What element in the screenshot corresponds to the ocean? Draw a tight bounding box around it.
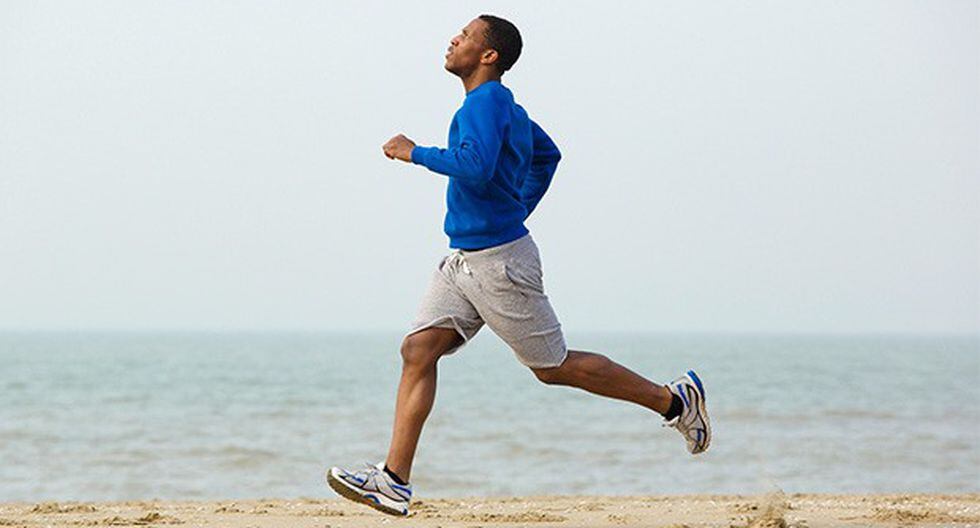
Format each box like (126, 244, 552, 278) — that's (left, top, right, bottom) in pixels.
(1, 331, 977, 501)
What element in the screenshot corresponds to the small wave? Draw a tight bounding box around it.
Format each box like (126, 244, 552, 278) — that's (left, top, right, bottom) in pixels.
(820, 409, 900, 419)
(180, 445, 280, 468)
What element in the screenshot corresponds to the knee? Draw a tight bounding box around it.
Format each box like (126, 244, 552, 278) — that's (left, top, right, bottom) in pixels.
(400, 330, 453, 368)
(531, 365, 566, 385)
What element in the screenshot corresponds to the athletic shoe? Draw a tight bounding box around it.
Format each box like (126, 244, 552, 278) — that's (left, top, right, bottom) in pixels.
(326, 461, 412, 516)
(663, 369, 711, 454)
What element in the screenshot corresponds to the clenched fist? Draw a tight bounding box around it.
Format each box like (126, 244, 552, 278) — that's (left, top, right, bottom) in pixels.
(382, 134, 416, 162)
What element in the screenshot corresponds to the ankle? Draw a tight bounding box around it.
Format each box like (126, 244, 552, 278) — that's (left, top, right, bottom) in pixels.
(383, 464, 409, 485)
(661, 391, 683, 420)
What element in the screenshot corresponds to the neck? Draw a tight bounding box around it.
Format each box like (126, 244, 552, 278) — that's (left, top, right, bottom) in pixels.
(461, 70, 502, 94)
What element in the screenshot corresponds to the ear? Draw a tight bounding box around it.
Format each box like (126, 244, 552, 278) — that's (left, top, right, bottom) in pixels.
(481, 48, 499, 67)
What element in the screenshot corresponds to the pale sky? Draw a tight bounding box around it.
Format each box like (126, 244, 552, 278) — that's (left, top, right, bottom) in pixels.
(1, 1, 977, 334)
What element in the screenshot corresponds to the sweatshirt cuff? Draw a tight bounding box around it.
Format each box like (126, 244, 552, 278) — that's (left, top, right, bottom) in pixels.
(411, 146, 429, 165)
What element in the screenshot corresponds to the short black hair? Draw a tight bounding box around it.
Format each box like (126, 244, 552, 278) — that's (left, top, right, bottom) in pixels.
(478, 14, 522, 74)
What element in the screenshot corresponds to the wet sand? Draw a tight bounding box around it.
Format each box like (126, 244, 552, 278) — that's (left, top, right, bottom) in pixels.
(2, 492, 977, 527)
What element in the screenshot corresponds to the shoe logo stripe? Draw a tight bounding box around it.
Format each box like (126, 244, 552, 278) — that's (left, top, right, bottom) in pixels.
(390, 483, 413, 496)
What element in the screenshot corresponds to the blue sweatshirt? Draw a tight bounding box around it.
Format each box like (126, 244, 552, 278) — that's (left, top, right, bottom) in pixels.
(411, 80, 561, 250)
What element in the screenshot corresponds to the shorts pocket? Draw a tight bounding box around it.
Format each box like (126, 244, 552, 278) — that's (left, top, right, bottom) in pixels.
(502, 259, 544, 295)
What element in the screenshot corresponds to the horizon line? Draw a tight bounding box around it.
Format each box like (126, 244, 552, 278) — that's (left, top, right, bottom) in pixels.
(0, 328, 977, 339)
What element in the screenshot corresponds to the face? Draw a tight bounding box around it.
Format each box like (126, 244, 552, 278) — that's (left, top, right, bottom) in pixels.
(444, 18, 496, 76)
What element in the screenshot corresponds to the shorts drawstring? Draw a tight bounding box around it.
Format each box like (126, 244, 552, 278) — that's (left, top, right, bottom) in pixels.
(446, 249, 472, 275)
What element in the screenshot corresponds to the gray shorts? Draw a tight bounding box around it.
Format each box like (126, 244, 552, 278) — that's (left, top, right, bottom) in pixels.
(405, 233, 568, 369)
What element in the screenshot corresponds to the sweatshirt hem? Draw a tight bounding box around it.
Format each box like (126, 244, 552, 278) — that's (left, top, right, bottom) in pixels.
(448, 224, 529, 250)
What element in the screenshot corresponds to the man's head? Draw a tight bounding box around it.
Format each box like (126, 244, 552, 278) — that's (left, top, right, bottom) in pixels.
(444, 15, 522, 78)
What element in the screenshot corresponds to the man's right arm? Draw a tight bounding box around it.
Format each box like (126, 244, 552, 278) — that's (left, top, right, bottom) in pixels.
(520, 119, 561, 218)
(410, 93, 507, 184)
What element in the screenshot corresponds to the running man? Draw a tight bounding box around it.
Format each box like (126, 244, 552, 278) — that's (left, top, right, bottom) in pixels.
(327, 15, 710, 516)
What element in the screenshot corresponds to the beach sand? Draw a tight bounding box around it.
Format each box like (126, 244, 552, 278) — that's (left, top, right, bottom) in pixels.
(1, 492, 978, 527)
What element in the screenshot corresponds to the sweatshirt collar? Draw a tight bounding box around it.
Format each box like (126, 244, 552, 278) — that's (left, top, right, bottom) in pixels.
(466, 79, 503, 96)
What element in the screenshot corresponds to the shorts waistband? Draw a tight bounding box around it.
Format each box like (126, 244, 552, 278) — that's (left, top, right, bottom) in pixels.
(444, 233, 534, 275)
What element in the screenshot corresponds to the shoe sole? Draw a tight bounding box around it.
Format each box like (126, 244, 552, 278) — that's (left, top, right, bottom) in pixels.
(686, 369, 711, 454)
(325, 470, 408, 517)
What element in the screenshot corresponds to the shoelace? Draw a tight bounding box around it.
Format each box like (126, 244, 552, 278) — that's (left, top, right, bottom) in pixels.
(350, 461, 381, 480)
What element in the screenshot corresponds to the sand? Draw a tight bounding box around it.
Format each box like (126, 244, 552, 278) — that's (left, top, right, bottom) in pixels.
(1, 492, 977, 527)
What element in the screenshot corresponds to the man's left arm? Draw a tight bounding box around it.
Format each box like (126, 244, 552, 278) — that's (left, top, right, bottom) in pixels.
(520, 119, 562, 219)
